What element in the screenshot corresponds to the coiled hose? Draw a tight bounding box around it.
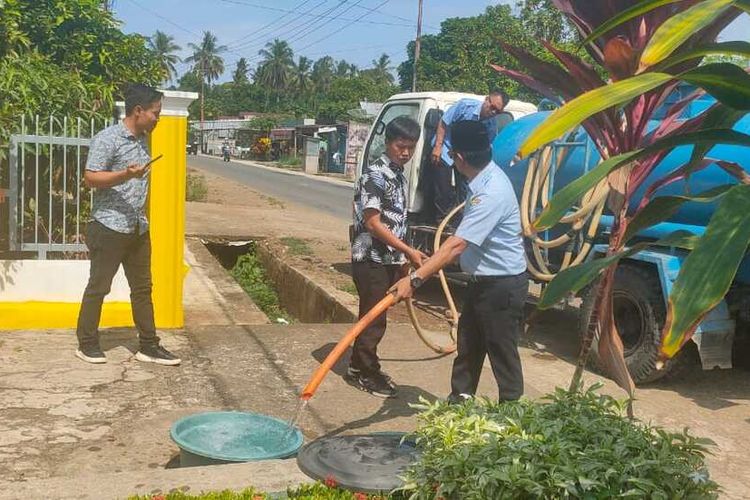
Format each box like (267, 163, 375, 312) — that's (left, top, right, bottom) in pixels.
(521, 144, 608, 281)
(405, 201, 465, 354)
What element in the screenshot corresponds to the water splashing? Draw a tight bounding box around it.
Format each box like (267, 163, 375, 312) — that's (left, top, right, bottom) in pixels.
(285, 399, 309, 439)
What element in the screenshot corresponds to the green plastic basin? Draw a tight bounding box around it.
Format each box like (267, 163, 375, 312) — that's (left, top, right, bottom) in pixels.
(170, 411, 303, 466)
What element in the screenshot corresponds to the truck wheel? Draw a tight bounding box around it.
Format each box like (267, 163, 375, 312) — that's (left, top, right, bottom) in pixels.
(579, 264, 692, 384)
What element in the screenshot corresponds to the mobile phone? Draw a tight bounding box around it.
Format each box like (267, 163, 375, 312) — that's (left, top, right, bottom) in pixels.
(144, 154, 164, 168)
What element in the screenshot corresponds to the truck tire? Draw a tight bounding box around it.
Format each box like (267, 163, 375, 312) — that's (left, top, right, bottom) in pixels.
(579, 264, 692, 384)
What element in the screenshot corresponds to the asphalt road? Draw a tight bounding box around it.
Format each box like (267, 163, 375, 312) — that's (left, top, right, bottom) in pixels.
(187, 154, 353, 220)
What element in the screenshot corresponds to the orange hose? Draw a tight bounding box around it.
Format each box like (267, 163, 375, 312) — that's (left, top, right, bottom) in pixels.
(300, 293, 396, 400)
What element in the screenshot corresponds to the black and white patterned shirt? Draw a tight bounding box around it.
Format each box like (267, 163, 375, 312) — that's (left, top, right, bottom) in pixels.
(351, 154, 408, 265)
(86, 122, 151, 234)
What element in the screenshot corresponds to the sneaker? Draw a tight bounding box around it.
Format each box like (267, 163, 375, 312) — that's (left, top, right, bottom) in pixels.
(446, 393, 473, 405)
(135, 344, 181, 366)
(345, 368, 397, 398)
(346, 366, 395, 388)
(75, 345, 107, 364)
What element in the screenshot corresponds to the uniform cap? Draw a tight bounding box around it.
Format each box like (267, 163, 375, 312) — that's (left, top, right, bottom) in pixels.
(451, 120, 490, 153)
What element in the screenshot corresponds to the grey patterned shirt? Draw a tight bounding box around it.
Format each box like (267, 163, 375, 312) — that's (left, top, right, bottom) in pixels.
(351, 154, 407, 265)
(86, 122, 151, 234)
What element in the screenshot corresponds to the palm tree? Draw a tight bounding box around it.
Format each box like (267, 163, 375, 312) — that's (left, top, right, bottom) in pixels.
(148, 30, 181, 83)
(293, 56, 313, 94)
(185, 31, 227, 149)
(370, 53, 394, 84)
(233, 57, 249, 85)
(335, 60, 352, 78)
(256, 39, 294, 92)
(311, 56, 334, 94)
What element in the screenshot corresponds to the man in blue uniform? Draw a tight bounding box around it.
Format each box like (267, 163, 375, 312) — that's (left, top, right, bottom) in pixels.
(430, 89, 509, 224)
(392, 120, 528, 401)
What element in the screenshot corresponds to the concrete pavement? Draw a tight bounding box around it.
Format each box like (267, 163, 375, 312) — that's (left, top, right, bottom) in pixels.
(1, 196, 749, 498)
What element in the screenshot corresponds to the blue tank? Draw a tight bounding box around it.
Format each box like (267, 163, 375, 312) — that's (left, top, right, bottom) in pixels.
(492, 102, 750, 284)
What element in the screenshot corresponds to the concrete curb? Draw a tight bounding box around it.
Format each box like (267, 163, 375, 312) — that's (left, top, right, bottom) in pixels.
(257, 242, 358, 324)
(0, 459, 312, 499)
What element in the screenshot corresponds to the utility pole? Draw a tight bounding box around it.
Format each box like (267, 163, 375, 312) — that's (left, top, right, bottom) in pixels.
(412, 0, 423, 92)
(200, 60, 205, 154)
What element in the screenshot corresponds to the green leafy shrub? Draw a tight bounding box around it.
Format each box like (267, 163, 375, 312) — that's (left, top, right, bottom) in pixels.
(231, 252, 291, 323)
(401, 384, 718, 499)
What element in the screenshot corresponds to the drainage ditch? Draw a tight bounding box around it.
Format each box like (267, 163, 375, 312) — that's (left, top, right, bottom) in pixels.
(203, 238, 356, 324)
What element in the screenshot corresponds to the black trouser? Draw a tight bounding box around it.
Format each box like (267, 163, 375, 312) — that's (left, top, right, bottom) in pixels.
(350, 260, 402, 376)
(433, 159, 468, 224)
(450, 272, 528, 401)
(76, 220, 159, 349)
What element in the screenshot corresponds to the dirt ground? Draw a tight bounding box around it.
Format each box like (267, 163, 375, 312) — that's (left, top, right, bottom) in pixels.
(187, 167, 456, 334)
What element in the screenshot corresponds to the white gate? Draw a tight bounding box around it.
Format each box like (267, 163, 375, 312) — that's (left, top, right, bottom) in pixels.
(5, 115, 113, 259)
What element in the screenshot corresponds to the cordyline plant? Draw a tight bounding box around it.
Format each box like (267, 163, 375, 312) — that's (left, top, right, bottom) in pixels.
(493, 0, 750, 406)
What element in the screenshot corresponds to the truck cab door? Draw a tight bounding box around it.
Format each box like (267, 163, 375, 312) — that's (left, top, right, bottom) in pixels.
(357, 99, 434, 211)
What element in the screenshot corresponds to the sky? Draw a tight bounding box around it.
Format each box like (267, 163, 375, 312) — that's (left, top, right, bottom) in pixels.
(113, 0, 750, 84)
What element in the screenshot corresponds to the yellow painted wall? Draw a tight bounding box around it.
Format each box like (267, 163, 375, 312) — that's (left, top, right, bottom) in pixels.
(0, 302, 132, 330)
(149, 115, 187, 328)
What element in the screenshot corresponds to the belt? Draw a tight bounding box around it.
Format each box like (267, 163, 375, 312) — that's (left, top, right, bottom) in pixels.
(468, 271, 527, 283)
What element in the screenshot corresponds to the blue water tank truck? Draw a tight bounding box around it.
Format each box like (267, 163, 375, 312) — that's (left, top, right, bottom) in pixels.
(356, 89, 750, 383)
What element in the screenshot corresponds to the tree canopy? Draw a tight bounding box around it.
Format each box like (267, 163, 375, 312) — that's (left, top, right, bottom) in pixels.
(398, 3, 579, 101)
(0, 0, 163, 168)
(0, 0, 576, 129)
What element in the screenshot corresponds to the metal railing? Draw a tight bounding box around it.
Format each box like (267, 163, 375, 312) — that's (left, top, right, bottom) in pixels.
(5, 115, 113, 259)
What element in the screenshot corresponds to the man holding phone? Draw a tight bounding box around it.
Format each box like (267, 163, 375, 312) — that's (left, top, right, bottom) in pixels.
(75, 83, 180, 366)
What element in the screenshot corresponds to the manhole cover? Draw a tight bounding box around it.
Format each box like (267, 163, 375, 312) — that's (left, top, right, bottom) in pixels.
(297, 433, 420, 493)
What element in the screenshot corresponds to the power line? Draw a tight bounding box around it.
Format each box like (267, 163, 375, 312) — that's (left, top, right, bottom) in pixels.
(125, 0, 426, 81)
(231, 0, 345, 53)
(216, 0, 414, 27)
(125, 0, 201, 38)
(294, 0, 390, 53)
(350, 2, 439, 31)
(228, 1, 328, 52)
(285, 0, 365, 46)
(242, 0, 363, 64)
(124, 0, 256, 63)
(224, 0, 316, 49)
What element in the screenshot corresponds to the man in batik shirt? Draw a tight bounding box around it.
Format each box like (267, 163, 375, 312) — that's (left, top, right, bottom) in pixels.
(348, 116, 426, 398)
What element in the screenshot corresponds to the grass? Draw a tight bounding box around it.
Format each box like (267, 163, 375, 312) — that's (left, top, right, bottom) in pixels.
(280, 237, 314, 256)
(128, 483, 397, 499)
(337, 282, 358, 296)
(186, 172, 208, 202)
(278, 155, 302, 169)
(260, 194, 285, 208)
(231, 251, 292, 323)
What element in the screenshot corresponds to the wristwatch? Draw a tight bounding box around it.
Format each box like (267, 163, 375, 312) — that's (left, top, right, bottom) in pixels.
(409, 271, 424, 290)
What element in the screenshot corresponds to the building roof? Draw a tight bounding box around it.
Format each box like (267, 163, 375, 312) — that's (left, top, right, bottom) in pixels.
(358, 101, 383, 117)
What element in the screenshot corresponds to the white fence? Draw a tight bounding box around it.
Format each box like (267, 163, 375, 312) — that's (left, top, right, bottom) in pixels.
(5, 115, 112, 259)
